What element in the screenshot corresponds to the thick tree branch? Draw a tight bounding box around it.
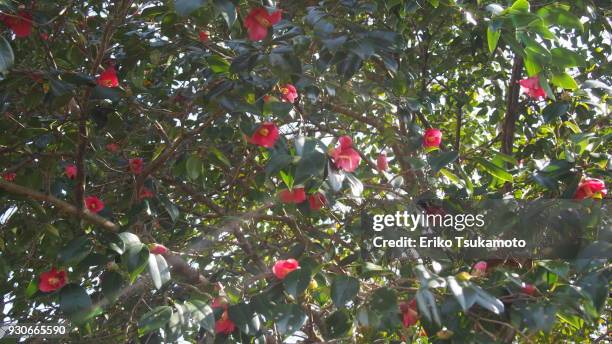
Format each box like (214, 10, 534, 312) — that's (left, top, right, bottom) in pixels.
(501, 56, 524, 156)
(455, 102, 463, 151)
(501, 56, 523, 192)
(0, 179, 119, 231)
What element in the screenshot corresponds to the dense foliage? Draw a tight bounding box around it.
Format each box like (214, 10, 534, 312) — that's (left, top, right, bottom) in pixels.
(0, 0, 610, 343)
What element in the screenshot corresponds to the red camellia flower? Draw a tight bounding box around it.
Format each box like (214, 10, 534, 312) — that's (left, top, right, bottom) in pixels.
(211, 297, 229, 309)
(215, 310, 236, 335)
(138, 187, 154, 200)
(272, 258, 299, 279)
(129, 158, 144, 174)
(250, 122, 279, 148)
(97, 66, 119, 88)
(149, 243, 168, 255)
(279, 188, 306, 204)
(423, 128, 442, 148)
(106, 143, 120, 153)
(280, 84, 298, 103)
(199, 30, 209, 42)
(2, 172, 16, 182)
(519, 76, 546, 100)
(330, 136, 361, 172)
(308, 192, 326, 211)
(471, 261, 487, 277)
(84, 196, 104, 213)
(65, 164, 77, 180)
(38, 267, 67, 292)
(400, 299, 419, 327)
(377, 153, 388, 171)
(1, 11, 33, 38)
(521, 284, 536, 296)
(244, 7, 281, 41)
(574, 178, 607, 200)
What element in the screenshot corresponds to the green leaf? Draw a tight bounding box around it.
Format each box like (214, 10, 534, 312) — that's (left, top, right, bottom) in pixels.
(331, 275, 360, 308)
(487, 26, 501, 53)
(370, 287, 397, 313)
(336, 53, 363, 81)
(213, 0, 236, 28)
(0, 36, 14, 73)
(266, 153, 293, 177)
(473, 157, 513, 182)
(58, 236, 92, 266)
(539, 76, 556, 101)
(416, 288, 441, 325)
(581, 80, 611, 94)
(486, 4, 504, 16)
(280, 170, 294, 189)
(25, 279, 38, 298)
(91, 85, 122, 101)
(472, 285, 505, 315)
(210, 146, 231, 167)
(138, 306, 173, 336)
(447, 277, 477, 312)
(551, 48, 586, 68)
(184, 300, 215, 333)
(166, 303, 188, 342)
(510, 0, 529, 12)
(122, 243, 150, 283)
(537, 4, 583, 32)
(427, 0, 439, 8)
(551, 72, 578, 90)
(148, 253, 171, 290)
(206, 55, 230, 74)
(175, 0, 206, 16)
(186, 154, 202, 180)
(325, 309, 353, 338)
(542, 102, 570, 122)
(59, 284, 99, 323)
(356, 306, 381, 328)
(45, 224, 60, 237)
(228, 303, 260, 335)
(294, 151, 326, 184)
(109, 232, 141, 254)
(428, 151, 459, 173)
(101, 271, 124, 302)
(283, 268, 312, 298)
(524, 55, 542, 76)
(272, 304, 307, 336)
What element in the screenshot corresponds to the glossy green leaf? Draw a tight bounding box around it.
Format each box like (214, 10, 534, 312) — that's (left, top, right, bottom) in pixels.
(58, 236, 92, 266)
(272, 304, 307, 336)
(175, 0, 206, 16)
(138, 306, 173, 336)
(473, 157, 513, 182)
(487, 26, 501, 54)
(331, 275, 360, 308)
(551, 73, 578, 90)
(283, 268, 312, 298)
(428, 151, 459, 173)
(0, 36, 14, 73)
(148, 253, 171, 290)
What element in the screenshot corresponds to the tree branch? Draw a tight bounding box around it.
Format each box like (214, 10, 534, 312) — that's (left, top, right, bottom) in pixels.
(0, 179, 119, 231)
(501, 56, 523, 192)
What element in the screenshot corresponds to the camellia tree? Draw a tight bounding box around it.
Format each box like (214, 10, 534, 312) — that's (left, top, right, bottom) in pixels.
(0, 0, 610, 343)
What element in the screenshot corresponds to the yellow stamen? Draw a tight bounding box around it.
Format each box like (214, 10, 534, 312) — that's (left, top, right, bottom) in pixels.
(259, 128, 269, 136)
(255, 15, 271, 28)
(48, 277, 59, 286)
